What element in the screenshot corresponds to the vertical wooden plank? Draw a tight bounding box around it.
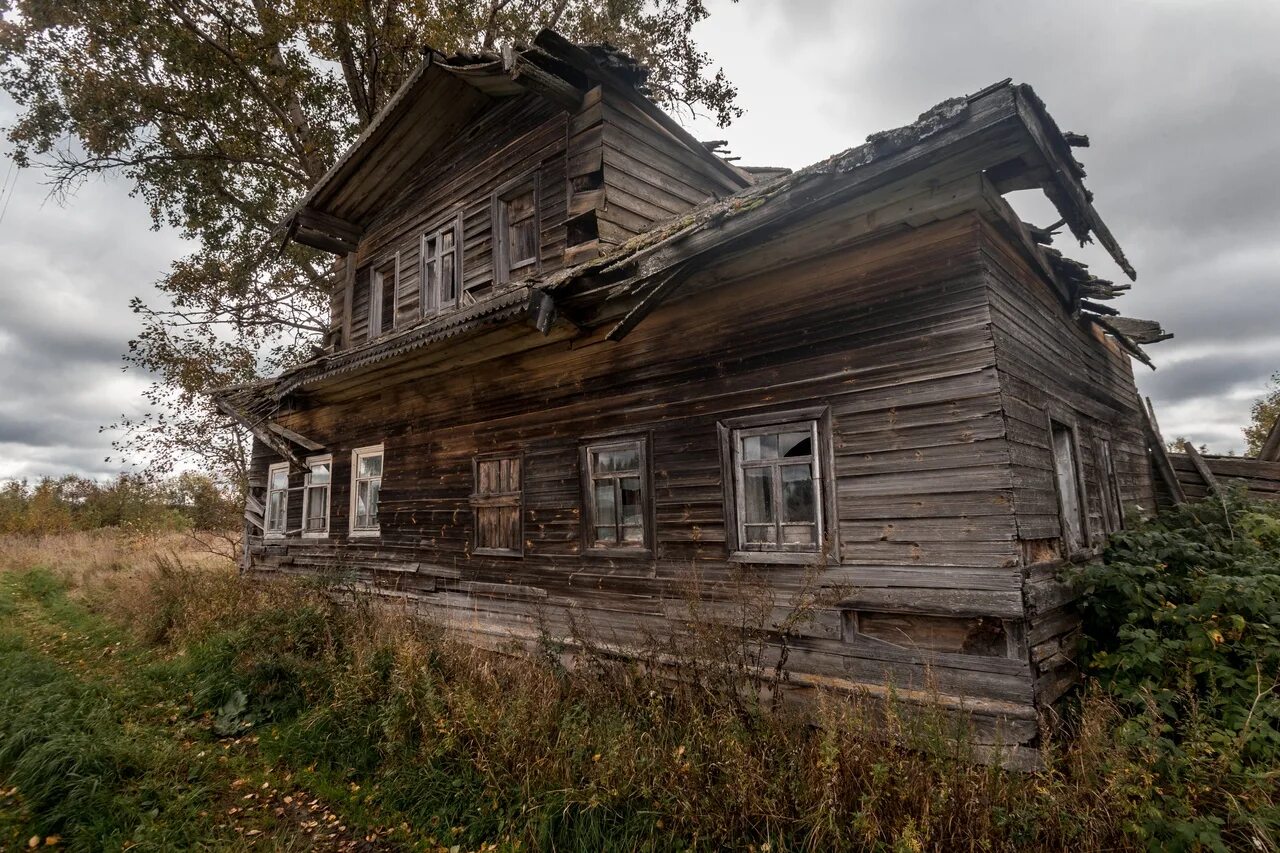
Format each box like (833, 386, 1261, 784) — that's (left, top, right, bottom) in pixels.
(341, 252, 356, 350)
(1143, 397, 1187, 505)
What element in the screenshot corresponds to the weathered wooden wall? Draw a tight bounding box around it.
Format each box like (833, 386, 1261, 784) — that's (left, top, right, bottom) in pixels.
(343, 93, 569, 345)
(251, 212, 1154, 748)
(981, 220, 1155, 705)
(1163, 453, 1280, 504)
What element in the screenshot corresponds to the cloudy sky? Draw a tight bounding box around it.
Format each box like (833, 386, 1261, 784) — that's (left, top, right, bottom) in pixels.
(1, 0, 1277, 480)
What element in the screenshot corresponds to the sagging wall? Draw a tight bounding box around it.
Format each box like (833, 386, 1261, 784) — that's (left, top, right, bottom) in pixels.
(980, 220, 1156, 705)
(249, 215, 1068, 737)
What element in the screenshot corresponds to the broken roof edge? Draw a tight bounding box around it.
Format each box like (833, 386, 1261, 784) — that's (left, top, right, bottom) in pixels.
(219, 76, 1151, 412)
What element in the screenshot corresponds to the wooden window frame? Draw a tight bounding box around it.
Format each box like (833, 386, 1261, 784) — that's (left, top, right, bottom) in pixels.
(370, 254, 400, 336)
(470, 452, 524, 557)
(492, 173, 541, 285)
(265, 461, 290, 539)
(420, 213, 463, 317)
(1046, 411, 1090, 556)
(301, 454, 332, 539)
(1096, 437, 1125, 534)
(580, 434, 654, 557)
(349, 444, 384, 538)
(718, 406, 840, 565)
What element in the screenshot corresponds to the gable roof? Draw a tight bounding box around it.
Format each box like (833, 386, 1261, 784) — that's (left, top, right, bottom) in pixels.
(280, 30, 751, 254)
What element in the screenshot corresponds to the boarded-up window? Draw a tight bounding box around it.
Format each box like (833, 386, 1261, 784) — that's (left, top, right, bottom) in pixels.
(350, 445, 383, 536)
(472, 454, 522, 555)
(583, 439, 648, 550)
(421, 217, 461, 315)
(732, 421, 822, 552)
(302, 455, 331, 537)
(1050, 420, 1087, 551)
(265, 462, 289, 537)
(493, 175, 539, 284)
(1098, 439, 1124, 533)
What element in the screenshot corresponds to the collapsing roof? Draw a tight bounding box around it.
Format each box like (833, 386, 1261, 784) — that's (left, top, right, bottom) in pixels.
(279, 30, 752, 255)
(221, 44, 1170, 452)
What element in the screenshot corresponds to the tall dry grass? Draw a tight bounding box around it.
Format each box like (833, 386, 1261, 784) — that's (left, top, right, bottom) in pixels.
(0, 530, 1183, 850)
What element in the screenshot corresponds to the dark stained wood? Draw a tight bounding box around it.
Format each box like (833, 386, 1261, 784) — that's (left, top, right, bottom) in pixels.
(224, 54, 1161, 756)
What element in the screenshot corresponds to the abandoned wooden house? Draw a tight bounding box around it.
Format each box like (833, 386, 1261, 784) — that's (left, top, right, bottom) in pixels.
(213, 30, 1174, 757)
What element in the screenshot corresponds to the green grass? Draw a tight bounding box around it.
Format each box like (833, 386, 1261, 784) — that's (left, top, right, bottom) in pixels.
(0, 567, 386, 851)
(5, 503, 1276, 852)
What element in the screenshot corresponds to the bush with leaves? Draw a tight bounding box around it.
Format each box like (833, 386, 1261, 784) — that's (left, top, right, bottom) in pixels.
(1075, 492, 1280, 850)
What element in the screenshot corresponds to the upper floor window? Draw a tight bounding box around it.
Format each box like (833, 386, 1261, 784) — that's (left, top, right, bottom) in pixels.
(1049, 418, 1088, 552)
(265, 462, 289, 538)
(719, 408, 838, 564)
(421, 216, 461, 315)
(471, 454, 522, 555)
(350, 444, 383, 537)
(302, 455, 332, 538)
(494, 175, 539, 284)
(582, 438, 650, 552)
(369, 256, 398, 336)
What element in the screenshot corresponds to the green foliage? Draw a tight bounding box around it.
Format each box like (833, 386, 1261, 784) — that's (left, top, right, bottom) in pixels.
(0, 571, 222, 850)
(1076, 492, 1280, 850)
(0, 0, 742, 484)
(1244, 371, 1280, 456)
(0, 473, 237, 535)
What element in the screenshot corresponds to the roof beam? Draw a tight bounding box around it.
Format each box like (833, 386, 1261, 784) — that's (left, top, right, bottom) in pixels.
(502, 45, 584, 111)
(1011, 85, 1136, 281)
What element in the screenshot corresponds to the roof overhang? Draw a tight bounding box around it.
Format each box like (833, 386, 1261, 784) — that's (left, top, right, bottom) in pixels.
(220, 78, 1166, 421)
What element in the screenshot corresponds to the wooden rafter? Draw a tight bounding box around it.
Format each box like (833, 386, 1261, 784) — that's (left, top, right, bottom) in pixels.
(1143, 397, 1186, 504)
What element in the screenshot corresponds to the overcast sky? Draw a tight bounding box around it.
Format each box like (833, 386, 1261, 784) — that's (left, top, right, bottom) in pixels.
(1, 0, 1277, 480)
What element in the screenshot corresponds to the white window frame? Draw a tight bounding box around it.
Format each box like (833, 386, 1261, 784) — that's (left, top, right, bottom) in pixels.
(420, 214, 462, 317)
(718, 407, 839, 566)
(349, 444, 384, 538)
(265, 461, 290, 539)
(369, 254, 399, 336)
(301, 454, 332, 539)
(581, 436, 652, 555)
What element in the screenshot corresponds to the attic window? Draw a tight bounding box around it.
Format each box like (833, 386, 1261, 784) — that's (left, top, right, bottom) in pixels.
(421, 215, 461, 315)
(370, 256, 398, 335)
(494, 174, 539, 284)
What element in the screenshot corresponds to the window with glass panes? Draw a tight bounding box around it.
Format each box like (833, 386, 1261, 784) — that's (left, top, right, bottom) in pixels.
(301, 456, 331, 537)
(420, 217, 460, 315)
(350, 445, 383, 535)
(265, 462, 289, 537)
(732, 421, 822, 551)
(584, 440, 648, 549)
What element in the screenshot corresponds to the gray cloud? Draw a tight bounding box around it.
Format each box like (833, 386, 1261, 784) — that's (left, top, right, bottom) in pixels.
(1, 0, 1277, 479)
(686, 0, 1280, 453)
(0, 94, 187, 480)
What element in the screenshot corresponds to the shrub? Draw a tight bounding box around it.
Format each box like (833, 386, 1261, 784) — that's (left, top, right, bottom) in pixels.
(1076, 491, 1280, 850)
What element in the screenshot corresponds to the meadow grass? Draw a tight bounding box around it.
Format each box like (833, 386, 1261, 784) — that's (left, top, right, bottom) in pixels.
(0, 527, 1265, 851)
